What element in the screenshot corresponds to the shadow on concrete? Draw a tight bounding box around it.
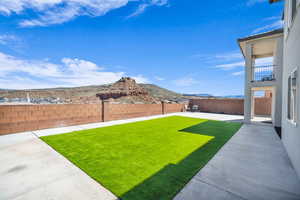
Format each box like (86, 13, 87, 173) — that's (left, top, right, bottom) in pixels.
(120, 120, 242, 200)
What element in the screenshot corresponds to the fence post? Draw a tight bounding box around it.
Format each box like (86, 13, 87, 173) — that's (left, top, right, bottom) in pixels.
(182, 104, 186, 112)
(161, 101, 166, 114)
(102, 100, 110, 122)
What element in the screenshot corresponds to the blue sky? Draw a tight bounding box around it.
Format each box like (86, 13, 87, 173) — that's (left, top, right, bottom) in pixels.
(0, 0, 284, 95)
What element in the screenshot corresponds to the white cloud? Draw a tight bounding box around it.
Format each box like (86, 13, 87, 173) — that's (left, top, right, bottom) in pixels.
(151, 0, 168, 6)
(131, 75, 149, 83)
(191, 52, 243, 63)
(231, 71, 244, 76)
(216, 61, 245, 70)
(252, 20, 283, 34)
(215, 52, 243, 61)
(127, 3, 149, 18)
(127, 0, 167, 18)
(192, 51, 245, 71)
(0, 34, 24, 52)
(62, 57, 104, 74)
(0, 0, 168, 27)
(215, 56, 273, 71)
(0, 51, 146, 89)
(154, 76, 164, 81)
(263, 16, 281, 21)
(173, 77, 200, 87)
(0, 34, 18, 45)
(0, 52, 62, 77)
(0, 77, 59, 89)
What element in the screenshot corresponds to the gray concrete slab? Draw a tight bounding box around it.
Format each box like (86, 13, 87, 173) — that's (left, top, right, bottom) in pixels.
(174, 179, 244, 200)
(174, 124, 300, 200)
(0, 132, 34, 149)
(0, 132, 117, 200)
(177, 112, 244, 122)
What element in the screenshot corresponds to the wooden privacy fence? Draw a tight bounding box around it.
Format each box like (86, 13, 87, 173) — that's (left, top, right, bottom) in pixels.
(189, 98, 272, 116)
(0, 102, 185, 135)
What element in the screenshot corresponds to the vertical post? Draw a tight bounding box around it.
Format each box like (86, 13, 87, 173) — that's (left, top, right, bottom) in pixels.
(244, 43, 253, 124)
(102, 100, 110, 122)
(273, 37, 283, 127)
(271, 87, 276, 125)
(251, 90, 255, 119)
(161, 101, 166, 114)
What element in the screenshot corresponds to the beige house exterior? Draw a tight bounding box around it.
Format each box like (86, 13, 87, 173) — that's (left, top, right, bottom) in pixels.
(239, 0, 300, 178)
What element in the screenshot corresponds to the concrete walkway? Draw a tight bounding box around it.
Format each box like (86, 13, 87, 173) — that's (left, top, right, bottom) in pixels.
(0, 132, 117, 200)
(177, 112, 244, 122)
(174, 122, 300, 200)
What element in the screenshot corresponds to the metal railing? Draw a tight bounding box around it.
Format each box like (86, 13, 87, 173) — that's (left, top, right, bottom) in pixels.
(252, 65, 276, 82)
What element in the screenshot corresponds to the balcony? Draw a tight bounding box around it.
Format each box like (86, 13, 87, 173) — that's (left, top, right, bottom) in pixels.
(252, 65, 276, 82)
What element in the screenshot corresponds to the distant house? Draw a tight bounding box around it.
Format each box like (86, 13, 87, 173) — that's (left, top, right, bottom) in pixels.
(238, 0, 300, 178)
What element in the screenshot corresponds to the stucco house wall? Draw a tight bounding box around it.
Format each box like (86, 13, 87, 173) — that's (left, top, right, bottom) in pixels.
(282, 0, 300, 177)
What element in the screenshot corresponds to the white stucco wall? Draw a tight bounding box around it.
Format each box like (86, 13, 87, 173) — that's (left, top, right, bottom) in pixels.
(282, 1, 300, 178)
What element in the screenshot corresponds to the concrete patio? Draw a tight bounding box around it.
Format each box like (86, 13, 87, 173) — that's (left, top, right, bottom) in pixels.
(0, 132, 117, 200)
(1, 112, 300, 200)
(175, 113, 300, 200)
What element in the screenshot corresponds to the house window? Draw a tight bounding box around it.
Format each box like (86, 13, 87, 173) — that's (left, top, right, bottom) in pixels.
(287, 69, 297, 124)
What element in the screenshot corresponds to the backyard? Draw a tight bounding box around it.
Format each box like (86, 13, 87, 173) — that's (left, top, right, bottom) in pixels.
(41, 116, 242, 200)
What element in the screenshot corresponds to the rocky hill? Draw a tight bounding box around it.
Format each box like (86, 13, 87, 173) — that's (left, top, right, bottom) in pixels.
(140, 84, 184, 102)
(0, 77, 186, 104)
(96, 77, 159, 104)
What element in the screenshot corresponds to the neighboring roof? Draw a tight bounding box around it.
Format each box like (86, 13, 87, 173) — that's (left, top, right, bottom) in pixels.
(237, 29, 283, 43)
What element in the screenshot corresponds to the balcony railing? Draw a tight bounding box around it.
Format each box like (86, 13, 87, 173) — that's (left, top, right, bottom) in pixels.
(252, 65, 276, 82)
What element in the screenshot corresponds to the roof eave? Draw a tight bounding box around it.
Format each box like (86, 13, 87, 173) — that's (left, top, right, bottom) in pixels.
(237, 29, 284, 59)
(237, 28, 283, 43)
(237, 40, 246, 58)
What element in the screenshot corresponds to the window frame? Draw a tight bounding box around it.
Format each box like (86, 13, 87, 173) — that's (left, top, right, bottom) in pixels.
(287, 68, 298, 126)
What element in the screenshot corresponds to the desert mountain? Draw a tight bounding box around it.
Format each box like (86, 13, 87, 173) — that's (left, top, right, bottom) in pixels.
(0, 77, 185, 104)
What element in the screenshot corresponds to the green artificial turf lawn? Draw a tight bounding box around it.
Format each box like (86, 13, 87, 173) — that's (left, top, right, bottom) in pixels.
(41, 116, 241, 200)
